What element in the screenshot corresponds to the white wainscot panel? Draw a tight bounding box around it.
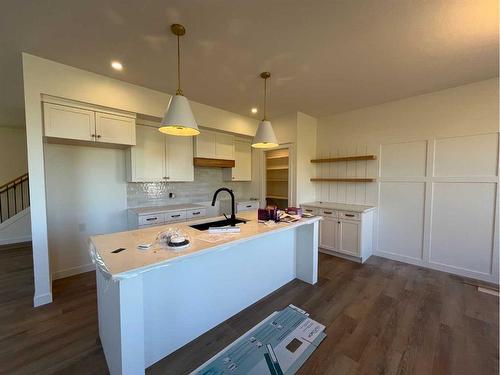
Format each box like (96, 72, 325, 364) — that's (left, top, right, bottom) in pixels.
(434, 133, 499, 177)
(378, 182, 425, 260)
(380, 141, 427, 178)
(430, 182, 496, 274)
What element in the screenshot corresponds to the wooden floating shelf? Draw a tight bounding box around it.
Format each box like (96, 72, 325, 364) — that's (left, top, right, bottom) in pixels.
(266, 166, 289, 171)
(266, 195, 288, 200)
(310, 178, 376, 182)
(311, 155, 376, 163)
(266, 155, 289, 160)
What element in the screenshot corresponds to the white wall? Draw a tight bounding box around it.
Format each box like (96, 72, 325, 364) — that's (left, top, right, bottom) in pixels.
(0, 127, 28, 183)
(296, 112, 317, 204)
(22, 53, 259, 306)
(316, 78, 499, 282)
(45, 143, 128, 279)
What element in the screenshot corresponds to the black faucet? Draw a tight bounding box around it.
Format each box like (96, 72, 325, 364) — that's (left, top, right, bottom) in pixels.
(211, 187, 236, 226)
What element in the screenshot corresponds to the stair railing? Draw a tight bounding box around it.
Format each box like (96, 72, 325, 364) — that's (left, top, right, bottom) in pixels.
(0, 173, 29, 224)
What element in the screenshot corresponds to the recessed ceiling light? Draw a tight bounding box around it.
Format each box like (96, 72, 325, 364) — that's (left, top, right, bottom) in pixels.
(111, 61, 123, 71)
(251, 108, 258, 114)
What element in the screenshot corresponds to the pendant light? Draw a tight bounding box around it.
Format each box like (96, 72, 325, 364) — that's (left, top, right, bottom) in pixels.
(159, 24, 200, 136)
(252, 72, 278, 148)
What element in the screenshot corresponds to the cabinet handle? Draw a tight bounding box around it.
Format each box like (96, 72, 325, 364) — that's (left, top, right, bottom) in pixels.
(345, 214, 355, 217)
(91, 134, 96, 138)
(324, 211, 333, 214)
(192, 212, 201, 215)
(171, 214, 181, 218)
(305, 209, 313, 212)
(232, 177, 235, 179)
(338, 221, 340, 224)
(246, 205, 252, 208)
(146, 217, 157, 221)
(97, 135, 101, 139)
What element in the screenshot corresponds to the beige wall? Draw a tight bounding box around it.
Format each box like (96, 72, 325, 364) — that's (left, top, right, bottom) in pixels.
(316, 78, 499, 283)
(0, 127, 28, 184)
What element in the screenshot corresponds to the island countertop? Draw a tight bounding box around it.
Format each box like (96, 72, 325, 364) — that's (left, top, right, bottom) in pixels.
(90, 210, 321, 279)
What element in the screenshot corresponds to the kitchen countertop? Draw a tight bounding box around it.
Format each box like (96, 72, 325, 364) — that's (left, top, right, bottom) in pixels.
(128, 203, 206, 215)
(301, 201, 376, 213)
(90, 210, 321, 279)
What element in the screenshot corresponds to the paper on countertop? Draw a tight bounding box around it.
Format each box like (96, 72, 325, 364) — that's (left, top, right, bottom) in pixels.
(196, 232, 239, 243)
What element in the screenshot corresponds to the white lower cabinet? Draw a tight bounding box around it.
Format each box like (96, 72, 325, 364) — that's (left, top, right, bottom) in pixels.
(302, 204, 374, 262)
(338, 220, 360, 256)
(127, 124, 194, 182)
(319, 217, 337, 251)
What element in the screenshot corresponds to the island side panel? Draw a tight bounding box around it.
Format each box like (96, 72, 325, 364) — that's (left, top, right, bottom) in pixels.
(141, 229, 297, 367)
(97, 269, 145, 375)
(295, 221, 319, 284)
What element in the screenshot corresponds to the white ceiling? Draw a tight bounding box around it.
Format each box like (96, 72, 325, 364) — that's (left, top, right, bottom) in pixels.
(0, 0, 498, 127)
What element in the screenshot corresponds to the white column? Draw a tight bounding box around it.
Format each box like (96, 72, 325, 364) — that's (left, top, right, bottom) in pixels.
(295, 221, 319, 284)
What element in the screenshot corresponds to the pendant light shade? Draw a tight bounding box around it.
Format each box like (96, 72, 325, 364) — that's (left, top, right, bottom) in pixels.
(252, 120, 278, 148)
(159, 94, 199, 136)
(252, 72, 278, 148)
(159, 24, 199, 136)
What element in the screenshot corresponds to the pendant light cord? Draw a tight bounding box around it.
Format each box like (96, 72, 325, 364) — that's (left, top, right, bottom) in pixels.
(263, 77, 267, 121)
(176, 34, 182, 95)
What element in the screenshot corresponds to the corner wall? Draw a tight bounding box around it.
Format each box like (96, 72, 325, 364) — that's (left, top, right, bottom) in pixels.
(316, 78, 499, 283)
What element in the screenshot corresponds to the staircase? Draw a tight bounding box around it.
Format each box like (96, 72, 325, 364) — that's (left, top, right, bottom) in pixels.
(0, 174, 31, 245)
(0, 173, 29, 224)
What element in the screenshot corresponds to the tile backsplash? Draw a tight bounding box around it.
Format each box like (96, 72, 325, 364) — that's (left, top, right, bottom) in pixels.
(127, 167, 257, 208)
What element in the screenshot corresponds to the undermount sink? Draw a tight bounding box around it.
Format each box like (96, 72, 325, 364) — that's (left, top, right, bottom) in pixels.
(189, 218, 248, 231)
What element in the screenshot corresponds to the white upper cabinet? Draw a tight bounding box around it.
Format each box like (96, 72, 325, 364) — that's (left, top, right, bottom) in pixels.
(95, 112, 136, 145)
(43, 103, 95, 142)
(215, 133, 235, 160)
(194, 130, 234, 160)
(195, 131, 217, 158)
(43, 98, 136, 147)
(127, 125, 165, 182)
(165, 135, 194, 182)
(223, 140, 252, 181)
(127, 124, 194, 182)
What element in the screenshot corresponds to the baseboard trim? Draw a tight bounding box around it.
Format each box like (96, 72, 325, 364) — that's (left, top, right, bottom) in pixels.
(34, 292, 52, 307)
(52, 263, 96, 280)
(373, 250, 498, 284)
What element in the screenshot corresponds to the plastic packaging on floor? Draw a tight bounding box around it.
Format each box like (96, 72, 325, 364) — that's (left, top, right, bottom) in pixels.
(190, 305, 326, 375)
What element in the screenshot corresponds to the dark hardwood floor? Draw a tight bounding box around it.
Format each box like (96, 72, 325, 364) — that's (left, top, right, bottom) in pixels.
(0, 244, 498, 374)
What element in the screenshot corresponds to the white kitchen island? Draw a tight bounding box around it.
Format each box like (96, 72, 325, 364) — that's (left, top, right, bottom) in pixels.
(89, 210, 321, 375)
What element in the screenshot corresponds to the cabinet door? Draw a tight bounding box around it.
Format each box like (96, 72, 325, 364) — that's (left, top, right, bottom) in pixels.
(195, 131, 216, 158)
(338, 220, 360, 256)
(215, 133, 234, 159)
(165, 135, 194, 181)
(127, 125, 165, 182)
(43, 102, 95, 141)
(95, 112, 136, 145)
(231, 141, 252, 181)
(319, 217, 337, 250)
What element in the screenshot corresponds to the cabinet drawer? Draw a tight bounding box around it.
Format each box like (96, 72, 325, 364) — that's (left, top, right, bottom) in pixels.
(186, 208, 206, 219)
(165, 210, 187, 222)
(138, 213, 165, 226)
(320, 209, 338, 218)
(237, 201, 259, 211)
(339, 211, 360, 221)
(302, 206, 318, 215)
